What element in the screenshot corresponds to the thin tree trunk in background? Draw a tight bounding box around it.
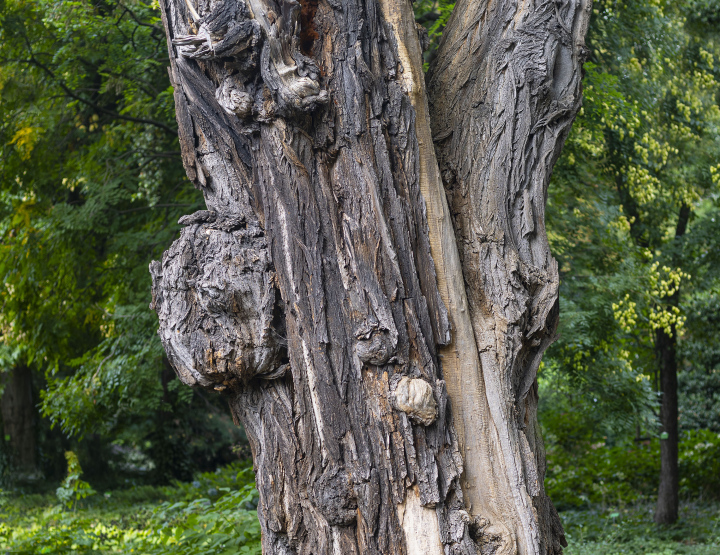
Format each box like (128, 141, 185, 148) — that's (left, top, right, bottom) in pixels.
(1, 365, 38, 477)
(150, 0, 590, 551)
(654, 326, 679, 524)
(654, 204, 690, 525)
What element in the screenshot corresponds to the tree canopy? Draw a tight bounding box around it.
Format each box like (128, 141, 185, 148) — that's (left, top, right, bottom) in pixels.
(543, 0, 720, 434)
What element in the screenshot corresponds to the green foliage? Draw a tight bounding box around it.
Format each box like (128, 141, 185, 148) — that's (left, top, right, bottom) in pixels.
(0, 0, 714, 549)
(0, 462, 261, 554)
(56, 451, 96, 511)
(561, 502, 720, 554)
(543, 405, 720, 510)
(414, 0, 455, 69)
(544, 0, 720, 441)
(678, 289, 720, 433)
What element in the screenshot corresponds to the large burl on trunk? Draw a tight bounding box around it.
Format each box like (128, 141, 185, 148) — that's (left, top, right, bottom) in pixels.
(149, 0, 591, 552)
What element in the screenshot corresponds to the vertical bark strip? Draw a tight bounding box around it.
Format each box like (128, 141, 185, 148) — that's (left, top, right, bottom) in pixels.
(381, 0, 526, 553)
(427, 0, 592, 553)
(150, 0, 481, 552)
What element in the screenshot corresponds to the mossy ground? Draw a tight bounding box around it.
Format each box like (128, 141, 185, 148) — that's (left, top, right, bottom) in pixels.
(0, 462, 261, 555)
(2, 461, 717, 555)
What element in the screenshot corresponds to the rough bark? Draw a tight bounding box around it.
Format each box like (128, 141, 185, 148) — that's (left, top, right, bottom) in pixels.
(1, 364, 38, 477)
(150, 0, 590, 552)
(427, 0, 591, 552)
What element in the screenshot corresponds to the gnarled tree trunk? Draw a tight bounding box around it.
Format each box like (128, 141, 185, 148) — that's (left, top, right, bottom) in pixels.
(1, 364, 38, 478)
(150, 0, 590, 552)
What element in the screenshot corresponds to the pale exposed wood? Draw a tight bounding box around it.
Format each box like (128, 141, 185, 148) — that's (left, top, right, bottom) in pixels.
(376, 0, 522, 551)
(397, 486, 445, 554)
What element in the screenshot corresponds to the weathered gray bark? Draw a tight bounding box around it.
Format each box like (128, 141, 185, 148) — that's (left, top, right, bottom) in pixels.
(1, 365, 38, 478)
(150, 0, 590, 552)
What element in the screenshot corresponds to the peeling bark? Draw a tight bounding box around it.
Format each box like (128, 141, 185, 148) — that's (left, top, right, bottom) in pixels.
(150, 0, 591, 551)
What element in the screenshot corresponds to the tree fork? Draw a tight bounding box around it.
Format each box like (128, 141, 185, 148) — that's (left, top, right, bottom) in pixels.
(150, 0, 591, 552)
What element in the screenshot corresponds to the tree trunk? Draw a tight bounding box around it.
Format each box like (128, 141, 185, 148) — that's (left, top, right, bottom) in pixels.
(1, 364, 38, 478)
(150, 0, 590, 552)
(654, 204, 690, 525)
(654, 326, 679, 524)
(427, 0, 591, 551)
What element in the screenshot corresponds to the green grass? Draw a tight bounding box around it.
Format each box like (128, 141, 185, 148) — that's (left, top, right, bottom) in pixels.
(562, 502, 720, 554)
(0, 462, 261, 555)
(2, 462, 718, 555)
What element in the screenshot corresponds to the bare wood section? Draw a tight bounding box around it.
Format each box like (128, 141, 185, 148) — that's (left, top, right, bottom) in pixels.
(428, 0, 592, 552)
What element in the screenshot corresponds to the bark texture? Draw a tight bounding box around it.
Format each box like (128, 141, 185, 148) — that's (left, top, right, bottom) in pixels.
(427, 0, 591, 552)
(150, 0, 591, 551)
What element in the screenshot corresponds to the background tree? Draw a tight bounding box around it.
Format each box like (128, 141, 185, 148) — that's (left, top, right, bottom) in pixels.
(542, 0, 720, 524)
